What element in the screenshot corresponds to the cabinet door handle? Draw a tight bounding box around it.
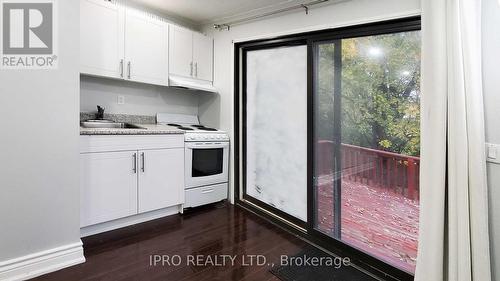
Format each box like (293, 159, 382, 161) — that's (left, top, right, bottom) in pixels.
(141, 152, 145, 173)
(190, 62, 193, 76)
(120, 59, 124, 78)
(195, 62, 198, 77)
(127, 61, 131, 79)
(132, 153, 137, 173)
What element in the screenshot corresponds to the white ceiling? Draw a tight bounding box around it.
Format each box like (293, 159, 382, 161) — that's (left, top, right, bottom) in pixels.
(130, 0, 315, 27)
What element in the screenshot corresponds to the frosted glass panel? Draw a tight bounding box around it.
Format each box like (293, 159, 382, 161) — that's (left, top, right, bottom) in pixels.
(246, 45, 307, 221)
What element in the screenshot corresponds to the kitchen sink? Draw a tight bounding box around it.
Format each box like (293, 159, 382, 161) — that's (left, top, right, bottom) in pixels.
(81, 120, 146, 129)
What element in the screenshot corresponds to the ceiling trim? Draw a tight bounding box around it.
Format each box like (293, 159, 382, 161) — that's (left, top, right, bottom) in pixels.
(127, 0, 201, 30)
(126, 0, 351, 31)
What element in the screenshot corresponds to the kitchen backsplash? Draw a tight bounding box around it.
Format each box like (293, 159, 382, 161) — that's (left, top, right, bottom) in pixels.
(80, 112, 156, 124)
(80, 76, 200, 116)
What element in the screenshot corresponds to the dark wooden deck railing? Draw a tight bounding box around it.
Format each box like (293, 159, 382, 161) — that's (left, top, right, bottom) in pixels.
(316, 141, 420, 200)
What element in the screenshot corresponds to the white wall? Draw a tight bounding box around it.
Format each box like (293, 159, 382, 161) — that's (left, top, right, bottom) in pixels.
(0, 0, 81, 265)
(200, 0, 421, 203)
(482, 0, 500, 279)
(80, 76, 200, 116)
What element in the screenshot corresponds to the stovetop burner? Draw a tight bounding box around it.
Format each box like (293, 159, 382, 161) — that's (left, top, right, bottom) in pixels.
(197, 127, 218, 131)
(164, 122, 217, 131)
(156, 113, 228, 142)
(190, 124, 218, 131)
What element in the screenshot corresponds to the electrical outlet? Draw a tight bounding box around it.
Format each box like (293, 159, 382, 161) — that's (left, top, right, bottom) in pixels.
(117, 95, 125, 105)
(486, 143, 500, 164)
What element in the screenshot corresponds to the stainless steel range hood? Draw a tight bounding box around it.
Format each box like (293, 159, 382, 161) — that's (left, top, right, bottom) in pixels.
(169, 75, 217, 93)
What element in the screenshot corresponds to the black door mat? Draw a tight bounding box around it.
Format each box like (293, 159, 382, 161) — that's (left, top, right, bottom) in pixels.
(270, 246, 378, 281)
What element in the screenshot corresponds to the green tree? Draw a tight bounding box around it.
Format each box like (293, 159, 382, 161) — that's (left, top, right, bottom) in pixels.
(317, 31, 421, 157)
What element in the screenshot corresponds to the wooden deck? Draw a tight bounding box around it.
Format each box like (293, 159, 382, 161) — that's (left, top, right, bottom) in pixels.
(316, 175, 419, 273)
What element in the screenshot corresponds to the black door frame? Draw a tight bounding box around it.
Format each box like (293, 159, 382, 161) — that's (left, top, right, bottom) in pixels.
(234, 16, 421, 281)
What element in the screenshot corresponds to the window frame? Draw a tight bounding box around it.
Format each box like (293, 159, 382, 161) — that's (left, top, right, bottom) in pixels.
(234, 16, 421, 281)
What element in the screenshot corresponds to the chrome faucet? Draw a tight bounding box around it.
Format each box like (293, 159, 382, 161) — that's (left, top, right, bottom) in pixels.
(96, 105, 105, 120)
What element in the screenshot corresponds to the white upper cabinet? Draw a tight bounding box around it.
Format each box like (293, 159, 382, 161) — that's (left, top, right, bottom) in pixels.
(80, 0, 124, 78)
(138, 148, 184, 213)
(80, 0, 215, 87)
(80, 0, 168, 86)
(169, 25, 214, 82)
(169, 25, 194, 78)
(125, 9, 168, 86)
(193, 33, 214, 82)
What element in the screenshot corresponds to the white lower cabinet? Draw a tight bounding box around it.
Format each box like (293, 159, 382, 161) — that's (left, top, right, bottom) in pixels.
(138, 149, 184, 213)
(80, 151, 138, 227)
(80, 135, 185, 229)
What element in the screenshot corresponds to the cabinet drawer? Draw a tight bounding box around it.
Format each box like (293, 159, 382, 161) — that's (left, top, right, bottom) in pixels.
(80, 135, 184, 153)
(185, 183, 227, 208)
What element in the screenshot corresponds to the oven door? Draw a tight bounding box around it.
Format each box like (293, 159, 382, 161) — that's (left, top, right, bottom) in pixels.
(185, 142, 229, 188)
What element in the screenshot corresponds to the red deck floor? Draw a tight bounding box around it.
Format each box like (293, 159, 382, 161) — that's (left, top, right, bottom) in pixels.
(316, 174, 419, 273)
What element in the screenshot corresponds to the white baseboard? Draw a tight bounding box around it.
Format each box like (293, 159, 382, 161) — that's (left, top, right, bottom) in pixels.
(0, 241, 85, 281)
(81, 205, 182, 237)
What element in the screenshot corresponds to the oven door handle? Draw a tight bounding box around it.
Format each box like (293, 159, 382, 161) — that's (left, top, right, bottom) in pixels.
(185, 142, 229, 149)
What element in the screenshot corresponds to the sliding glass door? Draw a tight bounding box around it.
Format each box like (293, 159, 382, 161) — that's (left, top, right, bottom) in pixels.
(313, 31, 421, 273)
(244, 44, 308, 224)
(236, 17, 421, 279)
(313, 40, 342, 237)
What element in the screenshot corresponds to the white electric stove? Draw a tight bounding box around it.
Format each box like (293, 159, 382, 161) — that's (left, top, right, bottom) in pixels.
(157, 113, 229, 208)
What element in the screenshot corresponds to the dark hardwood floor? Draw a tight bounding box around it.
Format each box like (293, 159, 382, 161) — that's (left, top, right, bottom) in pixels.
(34, 203, 308, 281)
